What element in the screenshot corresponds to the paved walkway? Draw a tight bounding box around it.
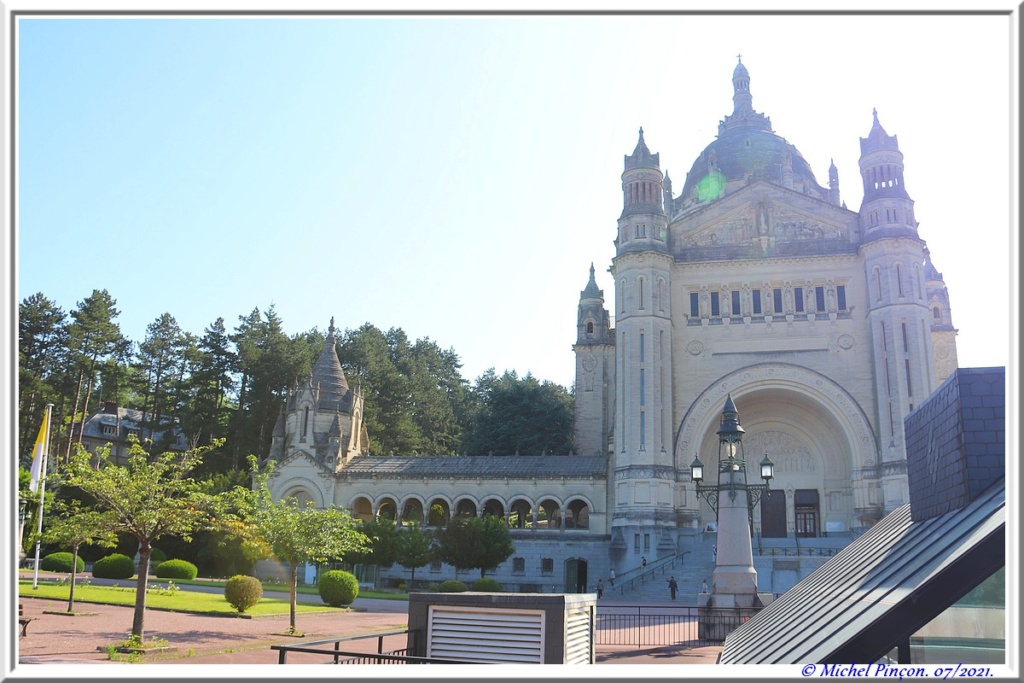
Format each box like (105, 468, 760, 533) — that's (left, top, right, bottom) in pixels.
(15, 576, 722, 667)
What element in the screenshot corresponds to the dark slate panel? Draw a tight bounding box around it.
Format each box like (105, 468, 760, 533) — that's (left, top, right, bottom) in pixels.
(719, 480, 1004, 664)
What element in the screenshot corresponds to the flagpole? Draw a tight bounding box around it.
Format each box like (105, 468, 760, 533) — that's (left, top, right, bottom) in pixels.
(32, 404, 54, 590)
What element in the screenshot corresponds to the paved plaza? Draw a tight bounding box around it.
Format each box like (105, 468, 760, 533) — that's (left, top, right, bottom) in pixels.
(15, 589, 722, 667)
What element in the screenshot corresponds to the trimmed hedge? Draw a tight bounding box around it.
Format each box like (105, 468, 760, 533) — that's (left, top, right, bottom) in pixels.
(224, 575, 263, 613)
(40, 552, 85, 573)
(472, 578, 501, 592)
(318, 570, 359, 607)
(154, 559, 198, 580)
(436, 579, 468, 593)
(92, 553, 135, 580)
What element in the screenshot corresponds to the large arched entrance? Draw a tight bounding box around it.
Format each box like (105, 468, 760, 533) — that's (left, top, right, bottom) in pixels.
(674, 363, 878, 535)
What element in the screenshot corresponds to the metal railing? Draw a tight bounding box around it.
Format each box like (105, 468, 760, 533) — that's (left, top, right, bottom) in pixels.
(754, 546, 839, 557)
(271, 628, 487, 664)
(595, 605, 748, 647)
(617, 552, 689, 596)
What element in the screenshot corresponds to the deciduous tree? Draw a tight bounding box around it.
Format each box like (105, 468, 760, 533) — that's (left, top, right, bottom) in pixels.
(62, 438, 221, 641)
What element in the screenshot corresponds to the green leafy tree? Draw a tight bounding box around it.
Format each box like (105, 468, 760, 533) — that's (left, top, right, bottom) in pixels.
(397, 522, 436, 589)
(61, 438, 222, 641)
(346, 517, 401, 588)
(36, 499, 117, 612)
(241, 460, 368, 633)
(134, 312, 187, 446)
(435, 514, 515, 580)
(18, 293, 67, 461)
(229, 307, 313, 470)
(63, 289, 126, 461)
(461, 370, 574, 455)
(473, 514, 515, 578)
(434, 516, 479, 581)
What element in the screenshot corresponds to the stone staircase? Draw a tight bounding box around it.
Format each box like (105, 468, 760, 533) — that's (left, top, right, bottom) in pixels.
(610, 535, 717, 604)
(607, 533, 855, 603)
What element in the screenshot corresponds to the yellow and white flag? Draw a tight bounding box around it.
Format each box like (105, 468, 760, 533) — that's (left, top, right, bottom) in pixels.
(29, 411, 49, 494)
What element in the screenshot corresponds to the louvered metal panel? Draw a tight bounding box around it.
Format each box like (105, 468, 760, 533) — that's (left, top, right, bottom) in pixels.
(427, 606, 545, 663)
(564, 608, 593, 664)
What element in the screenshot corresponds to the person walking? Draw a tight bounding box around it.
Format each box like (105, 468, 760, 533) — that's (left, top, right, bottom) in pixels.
(641, 556, 647, 570)
(609, 568, 615, 586)
(668, 576, 678, 600)
(701, 579, 709, 594)
(596, 578, 604, 599)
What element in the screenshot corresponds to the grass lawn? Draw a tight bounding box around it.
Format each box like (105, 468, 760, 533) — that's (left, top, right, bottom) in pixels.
(19, 580, 342, 616)
(170, 577, 410, 601)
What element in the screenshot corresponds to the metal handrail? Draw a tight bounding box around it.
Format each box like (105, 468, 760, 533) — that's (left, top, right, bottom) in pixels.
(617, 552, 689, 596)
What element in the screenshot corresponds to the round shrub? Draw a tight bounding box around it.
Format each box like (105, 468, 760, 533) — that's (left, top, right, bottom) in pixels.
(224, 575, 263, 613)
(318, 570, 359, 607)
(437, 579, 468, 593)
(40, 552, 85, 573)
(472, 578, 501, 592)
(155, 559, 198, 580)
(92, 553, 135, 580)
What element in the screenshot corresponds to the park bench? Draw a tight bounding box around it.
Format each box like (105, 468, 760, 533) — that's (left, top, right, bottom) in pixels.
(19, 604, 34, 637)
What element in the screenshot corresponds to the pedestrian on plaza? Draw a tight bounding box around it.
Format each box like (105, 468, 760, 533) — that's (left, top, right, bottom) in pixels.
(641, 556, 647, 570)
(609, 568, 615, 586)
(596, 578, 604, 599)
(701, 579, 709, 594)
(667, 576, 678, 600)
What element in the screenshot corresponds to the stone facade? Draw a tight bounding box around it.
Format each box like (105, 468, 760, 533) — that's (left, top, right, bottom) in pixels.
(267, 59, 959, 591)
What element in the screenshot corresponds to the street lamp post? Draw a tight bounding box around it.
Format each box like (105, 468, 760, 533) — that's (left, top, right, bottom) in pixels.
(690, 394, 774, 637)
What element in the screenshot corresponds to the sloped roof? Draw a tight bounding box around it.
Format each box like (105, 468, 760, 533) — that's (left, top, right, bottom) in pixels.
(719, 479, 1005, 664)
(338, 455, 607, 479)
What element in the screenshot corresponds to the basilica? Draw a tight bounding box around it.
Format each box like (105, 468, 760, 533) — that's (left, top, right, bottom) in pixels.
(264, 58, 957, 594)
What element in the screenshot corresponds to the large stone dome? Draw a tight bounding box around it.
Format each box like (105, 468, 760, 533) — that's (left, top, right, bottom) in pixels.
(677, 58, 828, 205)
(678, 128, 826, 203)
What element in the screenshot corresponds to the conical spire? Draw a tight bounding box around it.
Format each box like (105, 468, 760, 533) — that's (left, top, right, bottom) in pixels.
(624, 126, 660, 170)
(310, 317, 349, 411)
(581, 263, 603, 300)
(860, 108, 900, 154)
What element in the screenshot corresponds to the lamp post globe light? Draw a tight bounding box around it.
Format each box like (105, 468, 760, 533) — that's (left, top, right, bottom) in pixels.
(691, 395, 775, 637)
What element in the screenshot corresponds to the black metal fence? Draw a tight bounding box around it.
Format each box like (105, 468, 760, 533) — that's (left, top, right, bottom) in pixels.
(595, 606, 747, 647)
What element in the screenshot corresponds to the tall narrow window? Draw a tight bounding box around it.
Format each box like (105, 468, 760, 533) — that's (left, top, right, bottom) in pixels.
(836, 286, 847, 311)
(875, 268, 883, 302)
(881, 322, 888, 351)
(710, 292, 720, 317)
(815, 286, 825, 312)
(772, 288, 783, 314)
(302, 406, 310, 440)
(640, 332, 645, 362)
(638, 278, 644, 309)
(690, 292, 699, 318)
(794, 287, 804, 313)
(639, 410, 645, 447)
(752, 290, 762, 314)
(896, 265, 904, 296)
(640, 369, 645, 405)
(587, 321, 594, 335)
(731, 290, 741, 316)
(905, 359, 913, 397)
(901, 322, 909, 352)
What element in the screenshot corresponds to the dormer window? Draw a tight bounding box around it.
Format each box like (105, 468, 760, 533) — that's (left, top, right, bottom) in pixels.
(102, 425, 117, 436)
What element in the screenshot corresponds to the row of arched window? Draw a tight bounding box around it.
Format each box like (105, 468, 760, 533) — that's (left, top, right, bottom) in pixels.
(349, 494, 593, 530)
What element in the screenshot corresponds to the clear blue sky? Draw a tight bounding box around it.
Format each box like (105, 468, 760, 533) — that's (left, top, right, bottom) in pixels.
(13, 11, 1014, 389)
